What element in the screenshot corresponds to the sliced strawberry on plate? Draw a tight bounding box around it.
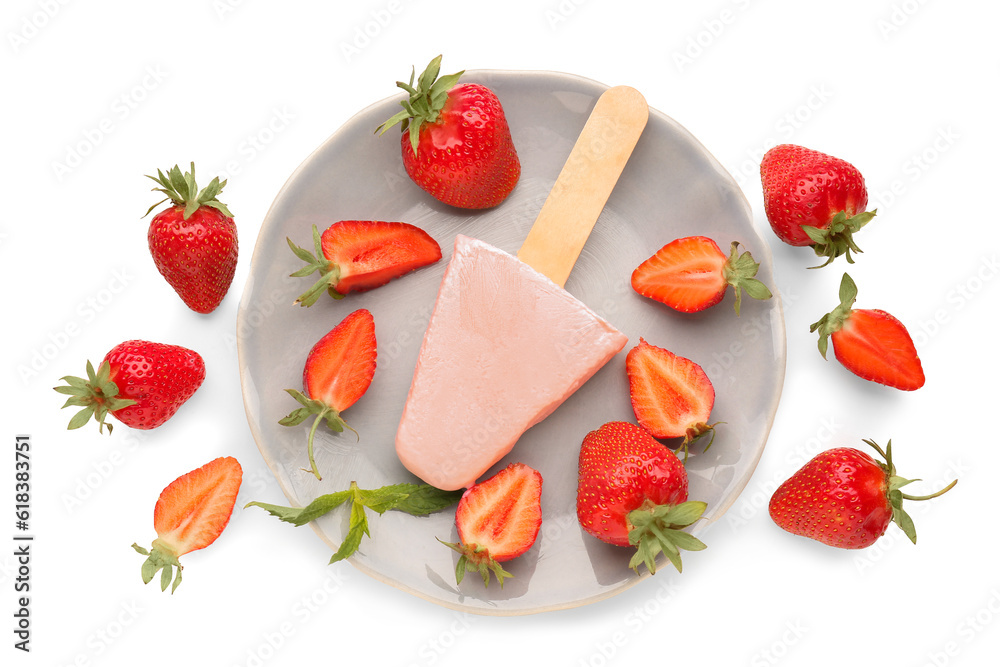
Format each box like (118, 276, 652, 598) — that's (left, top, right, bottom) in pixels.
(288, 220, 441, 306)
(576, 421, 706, 573)
(810, 273, 925, 390)
(132, 456, 243, 593)
(626, 338, 718, 457)
(631, 236, 772, 315)
(279, 309, 377, 479)
(439, 462, 542, 588)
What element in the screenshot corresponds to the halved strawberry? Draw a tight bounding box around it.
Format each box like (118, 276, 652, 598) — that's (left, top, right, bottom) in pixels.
(132, 456, 243, 593)
(439, 462, 542, 588)
(288, 220, 441, 306)
(280, 309, 377, 479)
(626, 339, 717, 457)
(631, 236, 771, 315)
(810, 273, 925, 390)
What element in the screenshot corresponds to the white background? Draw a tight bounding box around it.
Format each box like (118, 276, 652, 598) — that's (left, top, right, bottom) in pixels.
(3, 1, 998, 665)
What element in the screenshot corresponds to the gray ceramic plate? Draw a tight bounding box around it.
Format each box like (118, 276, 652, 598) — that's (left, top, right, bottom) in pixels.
(237, 69, 785, 615)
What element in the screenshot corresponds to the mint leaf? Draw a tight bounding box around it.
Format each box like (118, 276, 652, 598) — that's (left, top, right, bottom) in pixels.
(247, 481, 462, 563)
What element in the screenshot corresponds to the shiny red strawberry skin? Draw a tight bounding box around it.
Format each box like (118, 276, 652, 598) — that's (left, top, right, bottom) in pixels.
(104, 340, 205, 429)
(148, 204, 238, 314)
(302, 309, 377, 412)
(832, 309, 925, 390)
(577, 422, 689, 547)
(401, 83, 520, 209)
(769, 447, 891, 549)
(760, 144, 868, 246)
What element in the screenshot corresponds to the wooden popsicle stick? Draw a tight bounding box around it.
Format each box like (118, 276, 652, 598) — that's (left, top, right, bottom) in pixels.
(517, 85, 648, 287)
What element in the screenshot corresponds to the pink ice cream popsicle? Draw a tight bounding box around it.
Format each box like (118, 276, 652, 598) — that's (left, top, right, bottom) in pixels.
(396, 86, 649, 491)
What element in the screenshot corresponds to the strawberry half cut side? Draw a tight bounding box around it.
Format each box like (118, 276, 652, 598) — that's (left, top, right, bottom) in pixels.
(131, 456, 243, 593)
(287, 221, 441, 306)
(810, 273, 925, 390)
(626, 339, 719, 459)
(631, 237, 772, 315)
(439, 462, 542, 588)
(279, 309, 377, 479)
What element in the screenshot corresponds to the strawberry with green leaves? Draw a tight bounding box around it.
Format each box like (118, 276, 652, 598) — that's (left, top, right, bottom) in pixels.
(55, 340, 205, 434)
(810, 273, 925, 390)
(145, 163, 238, 313)
(280, 309, 377, 479)
(288, 221, 441, 307)
(769, 439, 955, 549)
(577, 421, 706, 574)
(760, 144, 875, 267)
(626, 339, 718, 458)
(439, 462, 542, 588)
(631, 237, 772, 315)
(132, 456, 243, 592)
(376, 55, 520, 209)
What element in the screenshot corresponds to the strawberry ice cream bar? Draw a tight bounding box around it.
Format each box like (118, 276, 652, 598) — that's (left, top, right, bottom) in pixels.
(395, 235, 628, 491)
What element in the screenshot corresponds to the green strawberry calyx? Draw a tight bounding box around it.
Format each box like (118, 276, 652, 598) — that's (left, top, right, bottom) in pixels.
(803, 209, 876, 268)
(54, 360, 137, 435)
(144, 162, 234, 220)
(438, 539, 514, 589)
(287, 224, 344, 307)
(863, 438, 957, 545)
(809, 272, 858, 359)
(278, 388, 355, 480)
(626, 500, 708, 574)
(722, 241, 773, 316)
(247, 482, 462, 564)
(131, 540, 184, 594)
(375, 54, 465, 156)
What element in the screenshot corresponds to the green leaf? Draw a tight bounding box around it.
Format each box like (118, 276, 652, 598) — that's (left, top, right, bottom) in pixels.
(67, 406, 96, 430)
(394, 485, 464, 516)
(330, 502, 368, 564)
(160, 564, 173, 591)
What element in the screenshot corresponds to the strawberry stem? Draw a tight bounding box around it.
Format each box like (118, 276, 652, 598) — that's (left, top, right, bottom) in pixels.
(722, 241, 773, 315)
(143, 162, 233, 220)
(54, 360, 138, 435)
(287, 225, 343, 307)
(305, 409, 329, 480)
(899, 479, 958, 501)
(803, 209, 876, 268)
(863, 438, 957, 544)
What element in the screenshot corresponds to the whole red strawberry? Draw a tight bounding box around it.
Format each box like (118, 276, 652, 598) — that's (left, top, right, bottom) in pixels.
(631, 237, 772, 315)
(288, 220, 441, 306)
(376, 55, 520, 209)
(145, 163, 238, 313)
(769, 439, 955, 549)
(577, 421, 707, 574)
(279, 309, 377, 479)
(132, 456, 243, 592)
(810, 273, 925, 390)
(760, 144, 875, 267)
(440, 462, 542, 588)
(55, 340, 206, 433)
